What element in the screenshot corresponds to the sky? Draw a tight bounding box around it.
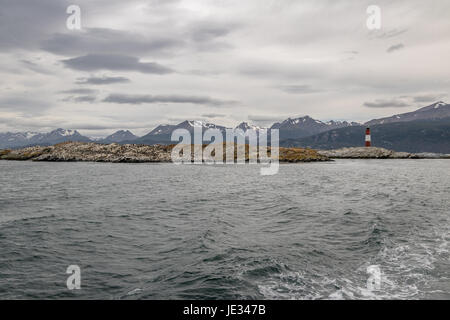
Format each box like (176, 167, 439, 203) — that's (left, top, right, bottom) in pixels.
(0, 0, 449, 137)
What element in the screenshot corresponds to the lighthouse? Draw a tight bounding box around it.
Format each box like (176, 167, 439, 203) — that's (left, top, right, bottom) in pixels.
(365, 127, 371, 147)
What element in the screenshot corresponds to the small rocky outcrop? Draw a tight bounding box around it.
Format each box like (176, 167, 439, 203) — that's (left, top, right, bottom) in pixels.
(317, 147, 450, 159)
(278, 147, 329, 162)
(318, 147, 412, 159)
(0, 149, 11, 157)
(0, 142, 173, 162)
(414, 152, 450, 159)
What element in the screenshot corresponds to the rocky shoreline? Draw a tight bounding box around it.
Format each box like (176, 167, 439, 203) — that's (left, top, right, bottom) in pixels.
(0, 142, 329, 163)
(1, 143, 448, 163)
(318, 147, 450, 159)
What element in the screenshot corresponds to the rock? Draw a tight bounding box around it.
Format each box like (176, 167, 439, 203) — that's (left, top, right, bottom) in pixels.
(0, 142, 329, 163)
(0, 146, 47, 160)
(414, 152, 450, 159)
(279, 147, 329, 162)
(317, 147, 450, 159)
(3, 143, 447, 162)
(317, 147, 413, 159)
(0, 149, 11, 157)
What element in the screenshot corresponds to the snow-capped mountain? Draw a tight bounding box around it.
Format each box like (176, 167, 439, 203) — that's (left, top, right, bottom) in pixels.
(98, 130, 138, 144)
(279, 102, 450, 153)
(271, 116, 359, 140)
(147, 121, 227, 136)
(134, 117, 359, 144)
(0, 117, 362, 148)
(325, 120, 360, 128)
(235, 122, 261, 132)
(134, 120, 228, 145)
(0, 132, 40, 149)
(365, 101, 450, 126)
(0, 128, 91, 149)
(30, 129, 91, 146)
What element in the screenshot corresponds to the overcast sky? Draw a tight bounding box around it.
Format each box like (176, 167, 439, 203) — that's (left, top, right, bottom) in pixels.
(1, 0, 449, 137)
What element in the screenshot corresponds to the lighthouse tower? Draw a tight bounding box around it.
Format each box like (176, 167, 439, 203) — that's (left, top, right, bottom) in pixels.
(365, 127, 371, 147)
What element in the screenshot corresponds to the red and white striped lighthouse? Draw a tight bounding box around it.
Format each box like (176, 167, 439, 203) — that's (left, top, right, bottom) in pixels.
(365, 127, 371, 147)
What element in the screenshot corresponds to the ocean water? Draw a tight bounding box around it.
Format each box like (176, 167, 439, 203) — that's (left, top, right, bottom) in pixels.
(0, 160, 449, 300)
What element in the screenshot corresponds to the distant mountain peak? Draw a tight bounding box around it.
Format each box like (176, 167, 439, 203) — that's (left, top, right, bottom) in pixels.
(287, 115, 314, 122)
(183, 120, 223, 129)
(269, 115, 359, 140)
(52, 128, 79, 136)
(366, 101, 450, 126)
(187, 120, 201, 127)
(325, 120, 360, 126)
(0, 128, 91, 149)
(430, 101, 446, 109)
(100, 130, 138, 143)
(235, 122, 260, 131)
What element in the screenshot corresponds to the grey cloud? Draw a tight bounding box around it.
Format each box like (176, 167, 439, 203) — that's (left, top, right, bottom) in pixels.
(62, 95, 97, 103)
(62, 54, 174, 74)
(1, 0, 450, 131)
(370, 28, 408, 40)
(76, 76, 130, 85)
(248, 115, 283, 122)
(59, 88, 97, 94)
(62, 124, 116, 130)
(59, 88, 98, 103)
(364, 99, 409, 108)
(42, 28, 184, 56)
(413, 94, 447, 103)
(21, 60, 52, 74)
(240, 60, 329, 80)
(0, 114, 151, 132)
(387, 43, 405, 53)
(103, 94, 234, 106)
(0, 96, 51, 113)
(201, 113, 225, 118)
(190, 23, 234, 42)
(0, 1, 221, 56)
(72, 96, 96, 103)
(0, 0, 69, 52)
(278, 85, 320, 94)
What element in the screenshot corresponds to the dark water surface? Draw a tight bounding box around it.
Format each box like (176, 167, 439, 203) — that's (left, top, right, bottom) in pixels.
(0, 160, 449, 299)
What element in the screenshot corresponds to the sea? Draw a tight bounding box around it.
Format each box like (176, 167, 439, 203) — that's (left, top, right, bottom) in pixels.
(0, 159, 449, 299)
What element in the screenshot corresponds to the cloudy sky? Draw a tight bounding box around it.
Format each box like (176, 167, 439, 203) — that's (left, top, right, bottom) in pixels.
(1, 0, 449, 137)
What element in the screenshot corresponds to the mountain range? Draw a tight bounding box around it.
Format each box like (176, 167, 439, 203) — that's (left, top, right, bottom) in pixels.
(365, 101, 450, 126)
(1, 102, 449, 153)
(0, 128, 91, 149)
(281, 102, 450, 153)
(271, 116, 360, 140)
(97, 130, 138, 144)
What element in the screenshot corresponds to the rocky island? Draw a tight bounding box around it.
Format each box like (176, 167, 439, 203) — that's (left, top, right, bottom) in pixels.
(318, 147, 450, 159)
(1, 143, 448, 163)
(0, 142, 329, 163)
